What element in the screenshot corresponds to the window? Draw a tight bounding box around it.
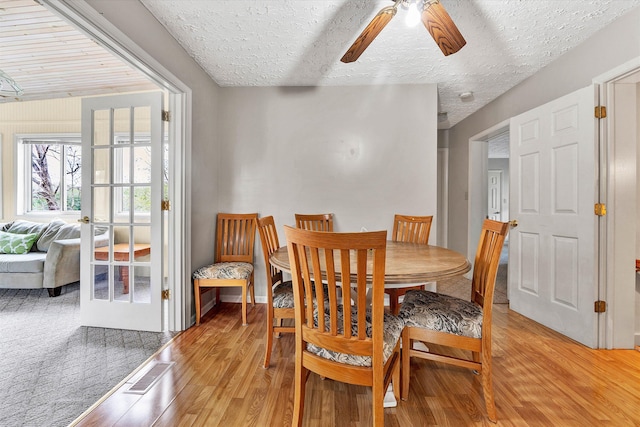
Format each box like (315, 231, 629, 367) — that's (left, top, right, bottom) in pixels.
(16, 135, 81, 214)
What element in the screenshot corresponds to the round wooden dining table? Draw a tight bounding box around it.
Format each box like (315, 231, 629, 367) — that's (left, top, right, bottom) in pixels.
(269, 241, 471, 288)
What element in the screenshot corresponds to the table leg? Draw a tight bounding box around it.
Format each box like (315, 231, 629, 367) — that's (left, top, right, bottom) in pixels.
(120, 266, 129, 294)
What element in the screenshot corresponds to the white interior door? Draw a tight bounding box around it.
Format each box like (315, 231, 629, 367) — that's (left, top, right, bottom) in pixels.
(509, 85, 598, 348)
(488, 170, 502, 221)
(80, 92, 164, 332)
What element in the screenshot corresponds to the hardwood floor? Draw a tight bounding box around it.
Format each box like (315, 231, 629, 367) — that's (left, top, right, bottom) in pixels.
(73, 302, 640, 426)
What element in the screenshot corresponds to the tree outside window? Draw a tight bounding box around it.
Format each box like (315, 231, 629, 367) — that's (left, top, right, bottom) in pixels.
(17, 136, 82, 214)
(30, 143, 82, 211)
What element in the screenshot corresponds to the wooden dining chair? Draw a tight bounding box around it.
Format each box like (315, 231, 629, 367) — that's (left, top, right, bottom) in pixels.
(398, 219, 509, 422)
(256, 216, 295, 368)
(385, 214, 433, 315)
(192, 213, 258, 326)
(284, 226, 402, 427)
(294, 213, 334, 232)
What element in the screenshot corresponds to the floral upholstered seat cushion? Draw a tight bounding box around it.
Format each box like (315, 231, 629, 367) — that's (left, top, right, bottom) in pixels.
(273, 280, 294, 308)
(398, 290, 483, 339)
(306, 306, 404, 367)
(273, 282, 330, 309)
(193, 262, 253, 281)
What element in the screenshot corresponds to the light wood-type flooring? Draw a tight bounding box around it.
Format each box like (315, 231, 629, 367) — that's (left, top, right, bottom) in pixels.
(74, 300, 640, 426)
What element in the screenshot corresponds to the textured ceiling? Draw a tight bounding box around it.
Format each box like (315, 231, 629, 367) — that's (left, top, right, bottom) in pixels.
(488, 131, 509, 158)
(139, 0, 640, 128)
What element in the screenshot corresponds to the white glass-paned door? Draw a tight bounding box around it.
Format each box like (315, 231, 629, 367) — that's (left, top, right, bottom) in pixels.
(80, 92, 164, 332)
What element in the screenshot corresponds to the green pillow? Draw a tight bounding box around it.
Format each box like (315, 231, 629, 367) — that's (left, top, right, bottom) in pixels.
(0, 231, 40, 254)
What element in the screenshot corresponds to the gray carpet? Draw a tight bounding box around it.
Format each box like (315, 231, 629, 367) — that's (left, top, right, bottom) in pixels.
(0, 283, 175, 427)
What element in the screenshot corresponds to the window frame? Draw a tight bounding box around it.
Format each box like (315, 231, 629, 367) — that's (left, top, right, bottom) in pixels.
(15, 133, 82, 218)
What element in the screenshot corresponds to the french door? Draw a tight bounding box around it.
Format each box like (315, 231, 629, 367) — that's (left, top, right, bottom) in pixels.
(508, 85, 598, 348)
(80, 92, 164, 332)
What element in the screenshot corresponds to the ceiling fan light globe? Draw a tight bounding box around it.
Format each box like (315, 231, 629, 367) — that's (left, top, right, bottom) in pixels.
(405, 3, 422, 27)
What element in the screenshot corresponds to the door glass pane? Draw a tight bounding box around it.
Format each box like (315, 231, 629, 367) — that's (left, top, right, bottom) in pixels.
(92, 225, 111, 261)
(133, 106, 150, 139)
(133, 266, 151, 304)
(93, 147, 110, 184)
(115, 186, 130, 224)
(93, 186, 110, 223)
(93, 264, 109, 301)
(93, 109, 110, 146)
(133, 146, 151, 184)
(134, 186, 151, 218)
(114, 146, 130, 184)
(114, 226, 130, 247)
(131, 225, 151, 303)
(133, 226, 151, 249)
(113, 264, 128, 300)
(114, 108, 131, 136)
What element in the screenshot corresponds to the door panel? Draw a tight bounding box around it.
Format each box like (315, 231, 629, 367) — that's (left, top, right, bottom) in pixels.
(80, 92, 164, 332)
(509, 85, 598, 348)
(488, 170, 502, 221)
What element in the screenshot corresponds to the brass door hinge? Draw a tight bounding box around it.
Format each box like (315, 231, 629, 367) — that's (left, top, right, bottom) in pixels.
(594, 300, 606, 313)
(162, 289, 170, 300)
(594, 203, 606, 216)
(161, 200, 171, 211)
(595, 105, 607, 119)
(162, 110, 170, 122)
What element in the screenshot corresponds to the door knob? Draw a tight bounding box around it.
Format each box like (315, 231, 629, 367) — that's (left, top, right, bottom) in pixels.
(78, 216, 90, 224)
(509, 219, 518, 228)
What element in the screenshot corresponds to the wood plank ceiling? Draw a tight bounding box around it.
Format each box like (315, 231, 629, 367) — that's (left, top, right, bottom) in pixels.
(0, 0, 157, 103)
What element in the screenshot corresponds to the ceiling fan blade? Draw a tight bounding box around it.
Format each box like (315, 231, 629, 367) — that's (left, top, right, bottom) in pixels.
(422, 0, 466, 56)
(341, 5, 397, 63)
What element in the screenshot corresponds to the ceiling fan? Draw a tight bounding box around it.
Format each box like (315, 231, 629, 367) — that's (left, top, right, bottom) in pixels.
(340, 0, 466, 63)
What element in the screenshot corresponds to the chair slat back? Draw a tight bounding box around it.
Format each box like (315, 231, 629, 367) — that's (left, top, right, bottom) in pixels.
(471, 219, 509, 309)
(295, 213, 334, 232)
(284, 226, 387, 359)
(392, 214, 433, 244)
(215, 213, 258, 263)
(256, 216, 283, 288)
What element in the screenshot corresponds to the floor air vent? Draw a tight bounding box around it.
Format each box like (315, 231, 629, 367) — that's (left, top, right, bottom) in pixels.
(125, 361, 174, 394)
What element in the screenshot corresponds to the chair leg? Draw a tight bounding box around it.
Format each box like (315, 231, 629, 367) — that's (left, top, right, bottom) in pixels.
(263, 306, 274, 368)
(392, 347, 401, 402)
(241, 283, 248, 326)
(372, 376, 384, 427)
(194, 280, 202, 326)
(249, 273, 256, 307)
(388, 289, 399, 315)
(292, 364, 307, 427)
(401, 330, 411, 400)
(481, 349, 497, 423)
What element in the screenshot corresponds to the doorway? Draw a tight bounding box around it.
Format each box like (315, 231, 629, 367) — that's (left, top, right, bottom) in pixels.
(597, 63, 640, 349)
(41, 0, 192, 331)
(468, 122, 509, 267)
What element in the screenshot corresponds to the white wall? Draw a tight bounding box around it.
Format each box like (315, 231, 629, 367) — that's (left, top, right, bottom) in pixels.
(217, 84, 438, 300)
(446, 8, 640, 256)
